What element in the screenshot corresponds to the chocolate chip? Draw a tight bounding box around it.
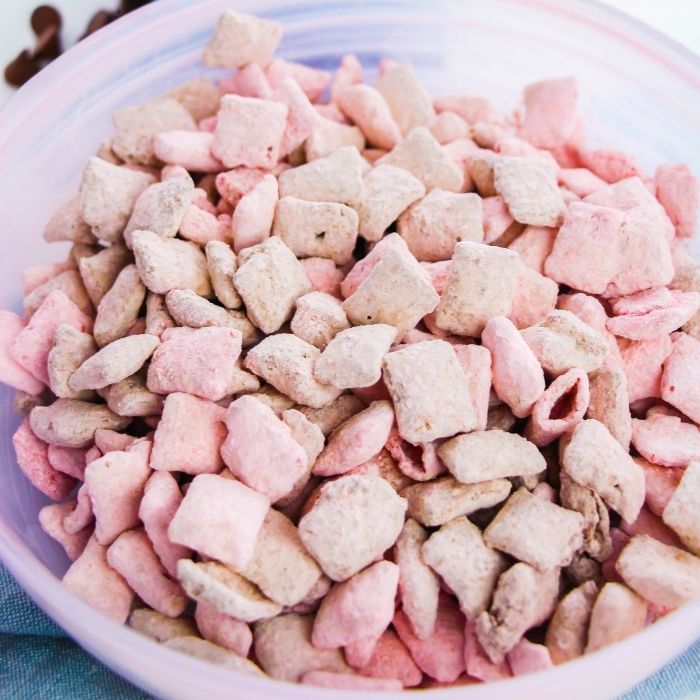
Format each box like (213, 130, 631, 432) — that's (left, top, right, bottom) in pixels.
(4, 50, 41, 87)
(34, 25, 62, 60)
(31, 5, 62, 34)
(80, 10, 118, 40)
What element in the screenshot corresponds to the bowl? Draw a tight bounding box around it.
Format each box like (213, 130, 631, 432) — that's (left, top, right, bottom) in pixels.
(0, 0, 699, 698)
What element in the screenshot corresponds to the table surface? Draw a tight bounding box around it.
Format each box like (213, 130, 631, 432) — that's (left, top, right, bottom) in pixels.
(0, 1, 699, 699)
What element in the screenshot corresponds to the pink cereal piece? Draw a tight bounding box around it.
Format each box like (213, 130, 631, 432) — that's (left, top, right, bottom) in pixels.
(481, 316, 545, 418)
(602, 528, 630, 583)
(265, 59, 331, 103)
(313, 401, 394, 477)
(215, 166, 267, 206)
(169, 473, 269, 569)
(195, 601, 253, 656)
(580, 148, 642, 184)
(557, 168, 607, 198)
(631, 412, 700, 467)
(139, 470, 191, 577)
(509, 265, 559, 330)
(154, 130, 223, 172)
(179, 204, 230, 245)
(655, 163, 698, 237)
(519, 77, 578, 149)
(22, 261, 75, 295)
(433, 95, 495, 124)
(231, 174, 278, 253)
(12, 418, 75, 500)
(198, 116, 217, 132)
(393, 594, 466, 683)
(301, 258, 345, 298)
(301, 671, 401, 691)
(385, 428, 447, 482)
(147, 326, 243, 402)
(335, 85, 401, 150)
(507, 639, 553, 676)
(544, 201, 625, 295)
(94, 428, 137, 454)
(108, 528, 187, 618)
(0, 311, 45, 394)
(661, 332, 700, 423)
(151, 392, 226, 475)
(620, 505, 682, 549)
(84, 441, 152, 545)
(11, 290, 92, 384)
(430, 111, 470, 145)
(525, 368, 589, 446)
(39, 500, 92, 560)
(221, 395, 308, 502)
(63, 535, 134, 623)
(607, 290, 700, 341)
(481, 195, 514, 244)
(619, 334, 673, 403)
(315, 102, 349, 124)
(63, 482, 94, 535)
(212, 95, 288, 169)
(464, 621, 511, 682)
(220, 63, 272, 99)
(636, 457, 683, 516)
(452, 344, 492, 431)
(191, 187, 217, 214)
(47, 444, 87, 480)
(359, 629, 423, 688)
(420, 261, 452, 294)
(274, 77, 320, 157)
(508, 226, 557, 275)
(312, 561, 399, 648)
(330, 53, 363, 100)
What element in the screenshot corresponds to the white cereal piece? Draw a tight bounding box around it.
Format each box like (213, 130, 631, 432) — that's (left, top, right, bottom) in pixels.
(561, 419, 645, 523)
(241, 509, 322, 606)
(124, 178, 193, 245)
(68, 335, 159, 392)
(128, 608, 197, 642)
(112, 98, 196, 166)
(438, 430, 546, 484)
(298, 394, 365, 436)
(131, 229, 211, 296)
(23, 269, 93, 318)
(78, 243, 132, 307)
(164, 636, 263, 676)
(662, 461, 700, 555)
(314, 324, 397, 389)
(430, 111, 471, 144)
(585, 583, 646, 653)
(493, 156, 565, 227)
(233, 236, 311, 334)
(205, 240, 242, 309)
(545, 580, 598, 664)
(342, 249, 439, 335)
(282, 408, 325, 466)
(382, 339, 476, 442)
(168, 76, 220, 122)
(30, 399, 130, 448)
(79, 157, 156, 243)
(395, 519, 440, 640)
(483, 487, 584, 570)
(177, 560, 281, 622)
(509, 264, 559, 330)
(520, 310, 608, 376)
(203, 10, 282, 68)
(469, 149, 499, 196)
(43, 196, 95, 244)
(435, 241, 519, 337)
(476, 563, 560, 663)
(107, 372, 164, 417)
(423, 516, 506, 618)
(212, 95, 288, 169)
(298, 474, 407, 581)
(357, 164, 425, 243)
(47, 325, 97, 400)
(374, 63, 436, 136)
(402, 477, 512, 527)
(305, 118, 365, 162)
(397, 189, 483, 262)
(616, 534, 700, 608)
(245, 334, 342, 408)
(272, 196, 358, 265)
(378, 127, 463, 193)
(169, 473, 269, 569)
(587, 366, 632, 450)
(145, 293, 175, 337)
(93, 264, 147, 347)
(278, 146, 366, 208)
(290, 292, 350, 349)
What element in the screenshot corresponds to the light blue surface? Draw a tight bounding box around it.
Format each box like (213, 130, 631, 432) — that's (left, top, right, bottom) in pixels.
(1, 563, 698, 699)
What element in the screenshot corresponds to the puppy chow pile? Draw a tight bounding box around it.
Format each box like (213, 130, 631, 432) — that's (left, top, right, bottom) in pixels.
(3, 9, 700, 690)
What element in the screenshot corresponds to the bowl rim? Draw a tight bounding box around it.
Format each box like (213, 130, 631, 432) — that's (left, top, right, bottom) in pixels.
(1, 0, 699, 698)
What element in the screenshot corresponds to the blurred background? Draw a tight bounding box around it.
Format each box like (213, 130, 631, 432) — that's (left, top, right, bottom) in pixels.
(1, 0, 700, 106)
